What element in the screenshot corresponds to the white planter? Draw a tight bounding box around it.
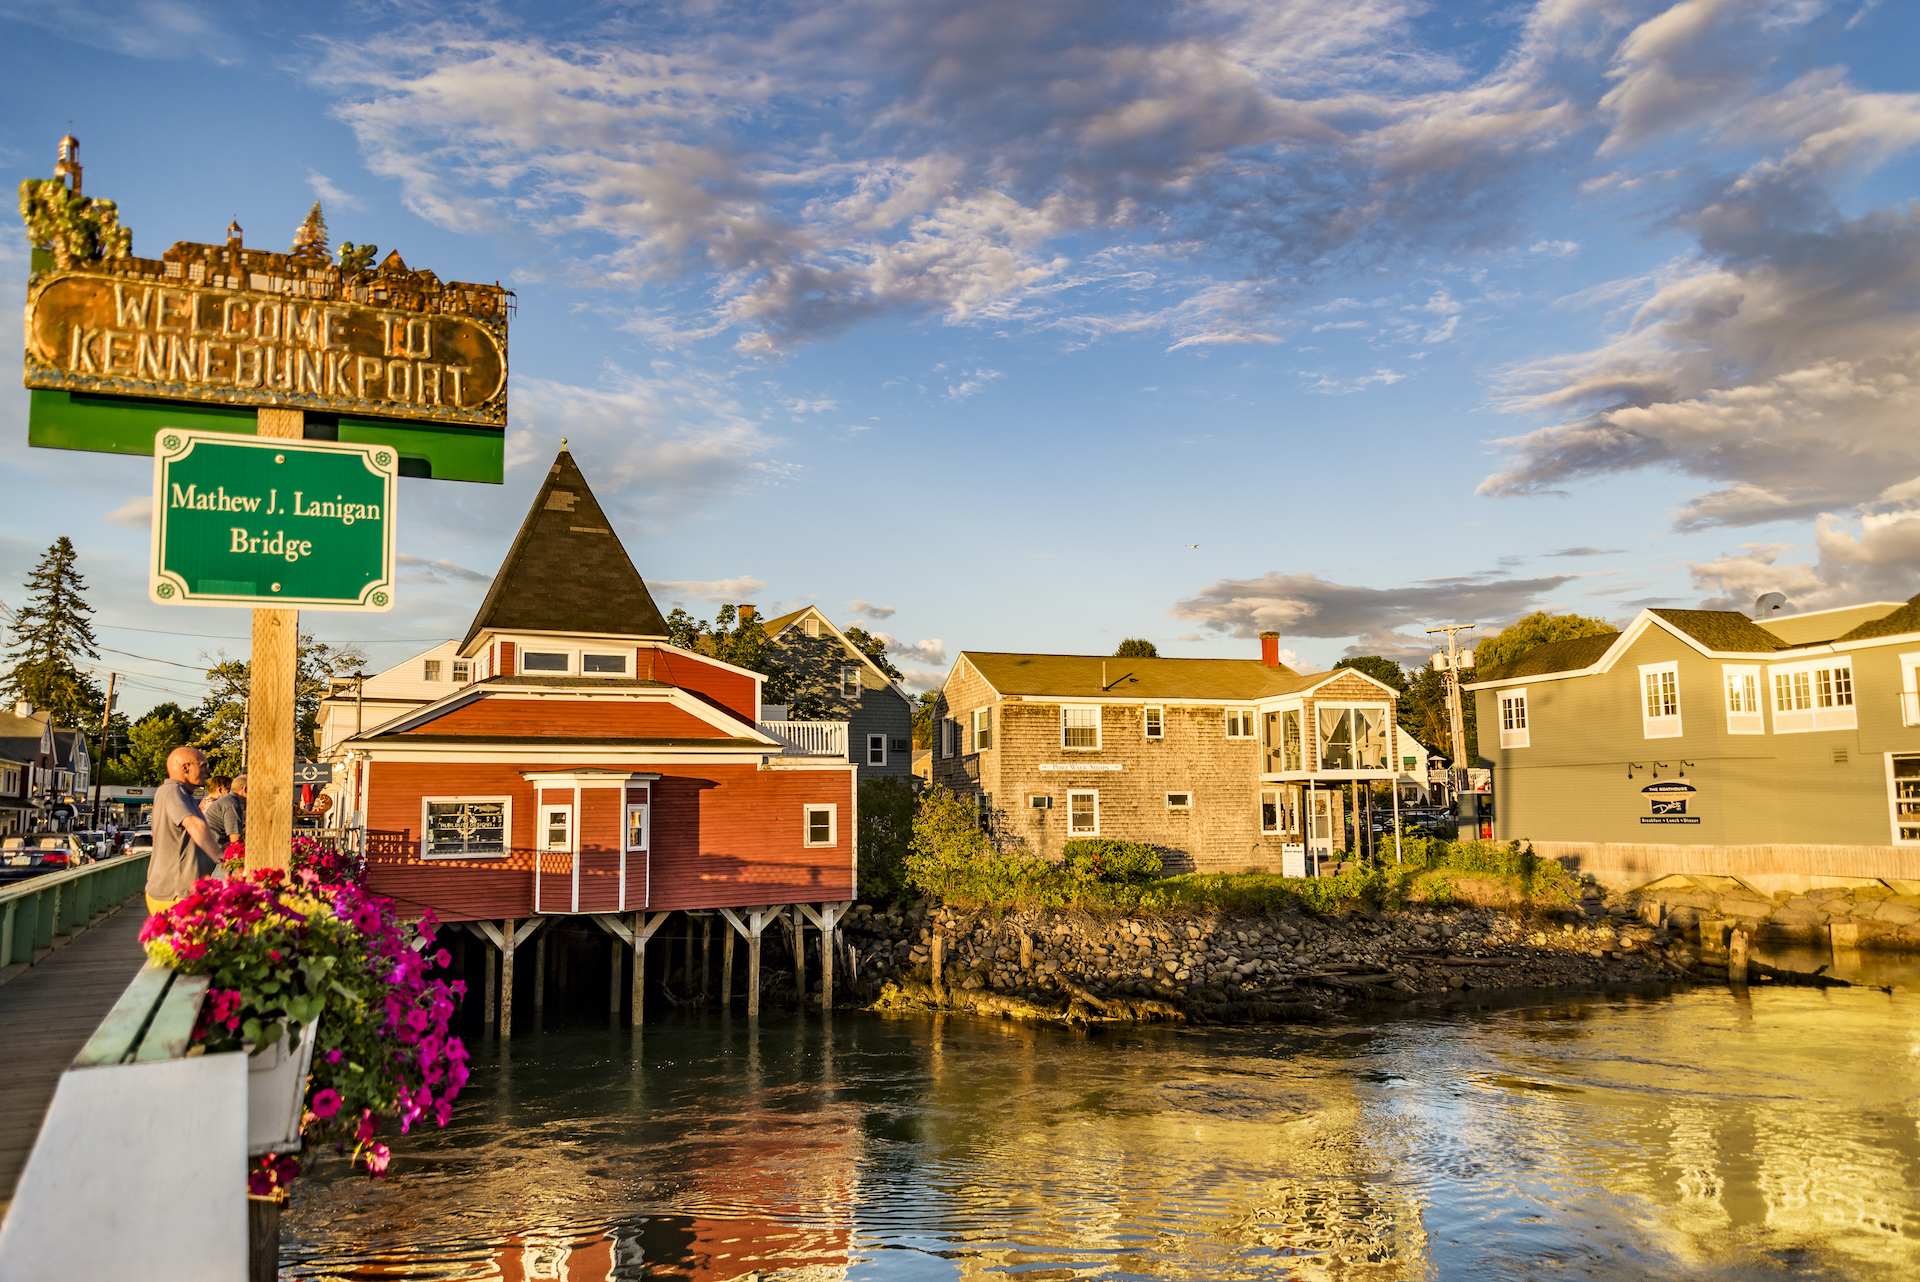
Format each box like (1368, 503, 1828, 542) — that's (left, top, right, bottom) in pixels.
(247, 1018, 320, 1156)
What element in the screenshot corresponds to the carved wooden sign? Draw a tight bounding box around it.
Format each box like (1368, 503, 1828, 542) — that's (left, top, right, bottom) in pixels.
(25, 266, 509, 427)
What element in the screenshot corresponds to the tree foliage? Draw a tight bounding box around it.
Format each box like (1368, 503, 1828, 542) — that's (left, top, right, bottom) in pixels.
(1113, 638, 1159, 658)
(112, 704, 201, 785)
(5, 536, 105, 730)
(857, 776, 919, 899)
(842, 626, 904, 680)
(911, 690, 939, 747)
(1333, 654, 1408, 693)
(194, 634, 366, 771)
(1475, 611, 1617, 672)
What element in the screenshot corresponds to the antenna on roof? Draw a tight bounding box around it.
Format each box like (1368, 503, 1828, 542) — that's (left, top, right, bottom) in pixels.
(1754, 592, 1788, 616)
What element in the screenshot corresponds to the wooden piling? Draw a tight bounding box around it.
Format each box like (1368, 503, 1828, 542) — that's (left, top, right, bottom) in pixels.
(822, 921, 835, 1013)
(722, 926, 735, 1010)
(501, 918, 517, 1038)
(631, 911, 646, 1026)
(609, 931, 622, 1016)
(793, 910, 807, 1009)
(534, 931, 548, 1021)
(484, 935, 498, 1030)
(931, 933, 946, 1002)
(1728, 928, 1751, 984)
(700, 916, 711, 1001)
(1019, 931, 1032, 971)
(748, 927, 762, 1018)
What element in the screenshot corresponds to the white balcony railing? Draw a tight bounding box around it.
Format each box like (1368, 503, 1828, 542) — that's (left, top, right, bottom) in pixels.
(758, 720, 848, 758)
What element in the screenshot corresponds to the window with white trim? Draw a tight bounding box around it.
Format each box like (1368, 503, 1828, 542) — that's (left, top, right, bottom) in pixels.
(804, 804, 838, 847)
(1167, 792, 1192, 809)
(1891, 755, 1920, 844)
(867, 733, 887, 766)
(522, 650, 568, 673)
(1769, 658, 1856, 733)
(423, 659, 442, 681)
(1225, 709, 1254, 739)
(1499, 689, 1529, 749)
(423, 798, 509, 859)
(583, 652, 628, 674)
(1902, 653, 1920, 728)
(452, 660, 471, 683)
(973, 706, 993, 751)
(542, 804, 573, 851)
(1723, 664, 1764, 735)
(1260, 789, 1279, 833)
(625, 801, 649, 851)
(841, 665, 861, 697)
(1143, 706, 1164, 739)
(1061, 704, 1102, 750)
(804, 616, 820, 637)
(941, 718, 961, 758)
(1067, 789, 1099, 836)
(1640, 662, 1682, 738)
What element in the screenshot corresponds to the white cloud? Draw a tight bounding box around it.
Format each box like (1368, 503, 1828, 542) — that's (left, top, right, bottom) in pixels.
(651, 576, 770, 604)
(1687, 508, 1920, 612)
(846, 599, 895, 620)
(898, 667, 945, 693)
(104, 496, 152, 528)
(1171, 570, 1579, 643)
(942, 368, 1003, 401)
(859, 630, 945, 666)
(304, 170, 367, 213)
(397, 554, 490, 585)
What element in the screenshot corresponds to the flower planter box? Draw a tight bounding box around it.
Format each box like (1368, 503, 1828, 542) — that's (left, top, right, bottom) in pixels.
(247, 1018, 320, 1156)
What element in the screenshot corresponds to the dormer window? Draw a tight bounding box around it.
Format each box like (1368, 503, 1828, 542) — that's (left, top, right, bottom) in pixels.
(522, 651, 568, 673)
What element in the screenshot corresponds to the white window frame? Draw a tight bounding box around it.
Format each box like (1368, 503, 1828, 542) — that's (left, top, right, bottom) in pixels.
(423, 659, 442, 682)
(867, 733, 887, 766)
(540, 802, 574, 852)
(972, 706, 993, 751)
(1768, 657, 1856, 733)
(520, 649, 571, 674)
(625, 800, 649, 851)
(1639, 662, 1682, 739)
(804, 803, 838, 848)
(421, 796, 512, 860)
(1166, 792, 1192, 810)
(1723, 664, 1764, 735)
(1224, 709, 1255, 739)
(1143, 706, 1164, 739)
(1498, 687, 1529, 750)
(1889, 753, 1920, 845)
(1066, 789, 1099, 836)
(1061, 704, 1102, 751)
(1901, 652, 1920, 728)
(940, 718, 959, 759)
(1260, 788, 1280, 834)
(581, 650, 631, 676)
(837, 665, 859, 697)
(804, 616, 820, 637)
(452, 659, 471, 684)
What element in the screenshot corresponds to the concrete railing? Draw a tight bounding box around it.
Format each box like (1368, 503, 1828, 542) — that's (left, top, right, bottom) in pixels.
(759, 720, 849, 758)
(0, 853, 150, 983)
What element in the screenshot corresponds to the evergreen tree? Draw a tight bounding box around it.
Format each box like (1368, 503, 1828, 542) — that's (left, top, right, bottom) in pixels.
(5, 536, 104, 728)
(291, 201, 329, 260)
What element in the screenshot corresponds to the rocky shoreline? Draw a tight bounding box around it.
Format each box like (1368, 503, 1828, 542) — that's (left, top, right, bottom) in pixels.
(844, 880, 1708, 1026)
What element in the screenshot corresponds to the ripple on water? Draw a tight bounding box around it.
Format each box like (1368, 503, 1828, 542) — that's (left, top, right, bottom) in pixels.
(285, 985, 1920, 1281)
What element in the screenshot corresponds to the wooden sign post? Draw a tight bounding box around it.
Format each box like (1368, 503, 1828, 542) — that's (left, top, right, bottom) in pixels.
(247, 409, 301, 872)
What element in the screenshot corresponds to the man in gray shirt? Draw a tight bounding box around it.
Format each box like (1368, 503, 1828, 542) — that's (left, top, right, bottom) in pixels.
(204, 773, 247, 855)
(144, 746, 224, 914)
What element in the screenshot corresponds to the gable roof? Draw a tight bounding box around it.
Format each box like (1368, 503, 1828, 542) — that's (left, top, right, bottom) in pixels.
(760, 605, 909, 698)
(0, 710, 46, 764)
(460, 448, 668, 650)
(960, 652, 1329, 702)
(1837, 592, 1920, 643)
(1472, 632, 1623, 682)
(1648, 609, 1790, 654)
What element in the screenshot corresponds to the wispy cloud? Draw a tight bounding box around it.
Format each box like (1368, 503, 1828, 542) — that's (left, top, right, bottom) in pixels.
(397, 554, 490, 584)
(651, 576, 770, 604)
(846, 599, 895, 620)
(305, 170, 366, 213)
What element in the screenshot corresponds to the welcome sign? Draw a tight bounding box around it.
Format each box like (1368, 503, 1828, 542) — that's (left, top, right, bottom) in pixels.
(149, 430, 396, 610)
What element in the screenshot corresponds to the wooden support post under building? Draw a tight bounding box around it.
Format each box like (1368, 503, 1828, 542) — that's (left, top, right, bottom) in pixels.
(610, 930, 623, 1016)
(501, 918, 517, 1038)
(592, 911, 670, 1026)
(722, 925, 736, 1009)
(700, 916, 711, 1001)
(468, 917, 541, 1038)
(243, 407, 303, 875)
(534, 930, 547, 1021)
(791, 909, 807, 1008)
(796, 902, 850, 1015)
(483, 933, 497, 1029)
(718, 907, 775, 1019)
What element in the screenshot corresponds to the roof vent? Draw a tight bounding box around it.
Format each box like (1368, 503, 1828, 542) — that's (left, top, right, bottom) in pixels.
(1754, 592, 1788, 615)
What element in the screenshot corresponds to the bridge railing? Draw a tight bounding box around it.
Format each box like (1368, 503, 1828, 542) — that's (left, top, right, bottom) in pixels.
(0, 853, 151, 980)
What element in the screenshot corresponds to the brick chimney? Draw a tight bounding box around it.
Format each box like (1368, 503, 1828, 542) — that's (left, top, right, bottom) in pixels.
(739, 604, 756, 624)
(1259, 631, 1281, 667)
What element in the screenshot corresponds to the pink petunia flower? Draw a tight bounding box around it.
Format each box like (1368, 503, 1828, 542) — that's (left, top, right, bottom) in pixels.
(310, 1088, 344, 1120)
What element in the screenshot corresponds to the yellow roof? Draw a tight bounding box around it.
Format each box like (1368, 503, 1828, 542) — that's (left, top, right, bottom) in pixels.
(961, 652, 1338, 701)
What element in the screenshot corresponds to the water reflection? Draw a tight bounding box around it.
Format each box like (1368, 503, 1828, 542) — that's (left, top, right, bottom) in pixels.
(285, 984, 1920, 1280)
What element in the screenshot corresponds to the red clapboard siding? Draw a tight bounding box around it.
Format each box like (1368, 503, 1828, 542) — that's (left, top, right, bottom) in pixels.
(500, 641, 516, 677)
(365, 864, 533, 922)
(647, 646, 758, 723)
(403, 698, 732, 739)
(647, 765, 855, 910)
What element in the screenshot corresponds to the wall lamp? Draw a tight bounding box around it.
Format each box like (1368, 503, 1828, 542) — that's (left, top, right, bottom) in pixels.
(1652, 761, 1668, 778)
(1626, 762, 1645, 779)
(1679, 760, 1693, 779)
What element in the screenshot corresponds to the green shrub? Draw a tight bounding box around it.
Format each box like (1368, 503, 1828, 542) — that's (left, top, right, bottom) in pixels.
(857, 776, 919, 899)
(1061, 839, 1163, 884)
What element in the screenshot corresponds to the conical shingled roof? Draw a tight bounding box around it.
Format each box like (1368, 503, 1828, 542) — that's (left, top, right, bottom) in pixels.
(460, 448, 668, 649)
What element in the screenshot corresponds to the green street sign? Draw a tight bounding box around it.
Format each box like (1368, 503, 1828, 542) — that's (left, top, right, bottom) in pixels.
(149, 430, 397, 611)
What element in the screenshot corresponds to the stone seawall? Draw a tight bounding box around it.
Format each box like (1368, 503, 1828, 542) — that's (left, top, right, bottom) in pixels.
(1630, 874, 1920, 950)
(841, 880, 1698, 1024)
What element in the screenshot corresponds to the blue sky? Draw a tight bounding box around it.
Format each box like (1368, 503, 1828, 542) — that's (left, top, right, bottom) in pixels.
(2, 0, 1918, 716)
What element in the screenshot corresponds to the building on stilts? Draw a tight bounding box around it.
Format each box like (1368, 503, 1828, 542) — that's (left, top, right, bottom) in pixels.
(327, 445, 856, 1032)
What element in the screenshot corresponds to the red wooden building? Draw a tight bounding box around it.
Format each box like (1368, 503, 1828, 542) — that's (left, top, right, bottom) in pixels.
(340, 447, 856, 1031)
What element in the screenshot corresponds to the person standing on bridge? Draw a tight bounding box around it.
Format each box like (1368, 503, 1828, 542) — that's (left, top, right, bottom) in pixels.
(203, 772, 246, 858)
(144, 745, 224, 916)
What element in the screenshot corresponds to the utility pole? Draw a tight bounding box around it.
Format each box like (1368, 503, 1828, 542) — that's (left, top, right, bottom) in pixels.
(91, 673, 116, 828)
(1425, 624, 1477, 826)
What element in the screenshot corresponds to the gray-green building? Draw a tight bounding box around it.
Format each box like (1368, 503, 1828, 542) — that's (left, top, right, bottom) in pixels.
(1463, 596, 1920, 888)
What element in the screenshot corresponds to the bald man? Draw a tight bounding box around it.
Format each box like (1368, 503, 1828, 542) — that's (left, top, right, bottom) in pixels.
(145, 745, 225, 915)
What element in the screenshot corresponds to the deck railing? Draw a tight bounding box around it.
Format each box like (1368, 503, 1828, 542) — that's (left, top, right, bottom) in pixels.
(0, 853, 150, 978)
(758, 720, 849, 758)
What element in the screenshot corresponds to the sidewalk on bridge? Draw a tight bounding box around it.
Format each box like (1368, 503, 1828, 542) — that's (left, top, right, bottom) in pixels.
(0, 899, 150, 1218)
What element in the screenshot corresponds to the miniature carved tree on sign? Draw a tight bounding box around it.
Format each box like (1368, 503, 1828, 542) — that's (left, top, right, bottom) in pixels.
(18, 177, 131, 269)
(290, 200, 330, 264)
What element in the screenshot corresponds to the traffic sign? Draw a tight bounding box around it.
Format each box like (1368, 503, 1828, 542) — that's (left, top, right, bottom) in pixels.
(149, 430, 396, 610)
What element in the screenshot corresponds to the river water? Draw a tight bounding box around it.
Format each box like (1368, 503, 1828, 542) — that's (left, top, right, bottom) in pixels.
(284, 953, 1920, 1281)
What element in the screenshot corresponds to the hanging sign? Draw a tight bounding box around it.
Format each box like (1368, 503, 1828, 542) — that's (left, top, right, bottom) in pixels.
(149, 430, 396, 610)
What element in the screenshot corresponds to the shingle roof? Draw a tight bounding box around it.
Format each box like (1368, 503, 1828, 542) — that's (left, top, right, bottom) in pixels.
(758, 607, 811, 635)
(1837, 593, 1920, 642)
(0, 710, 46, 764)
(460, 448, 668, 649)
(1472, 632, 1622, 682)
(962, 652, 1330, 701)
(1649, 609, 1791, 653)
